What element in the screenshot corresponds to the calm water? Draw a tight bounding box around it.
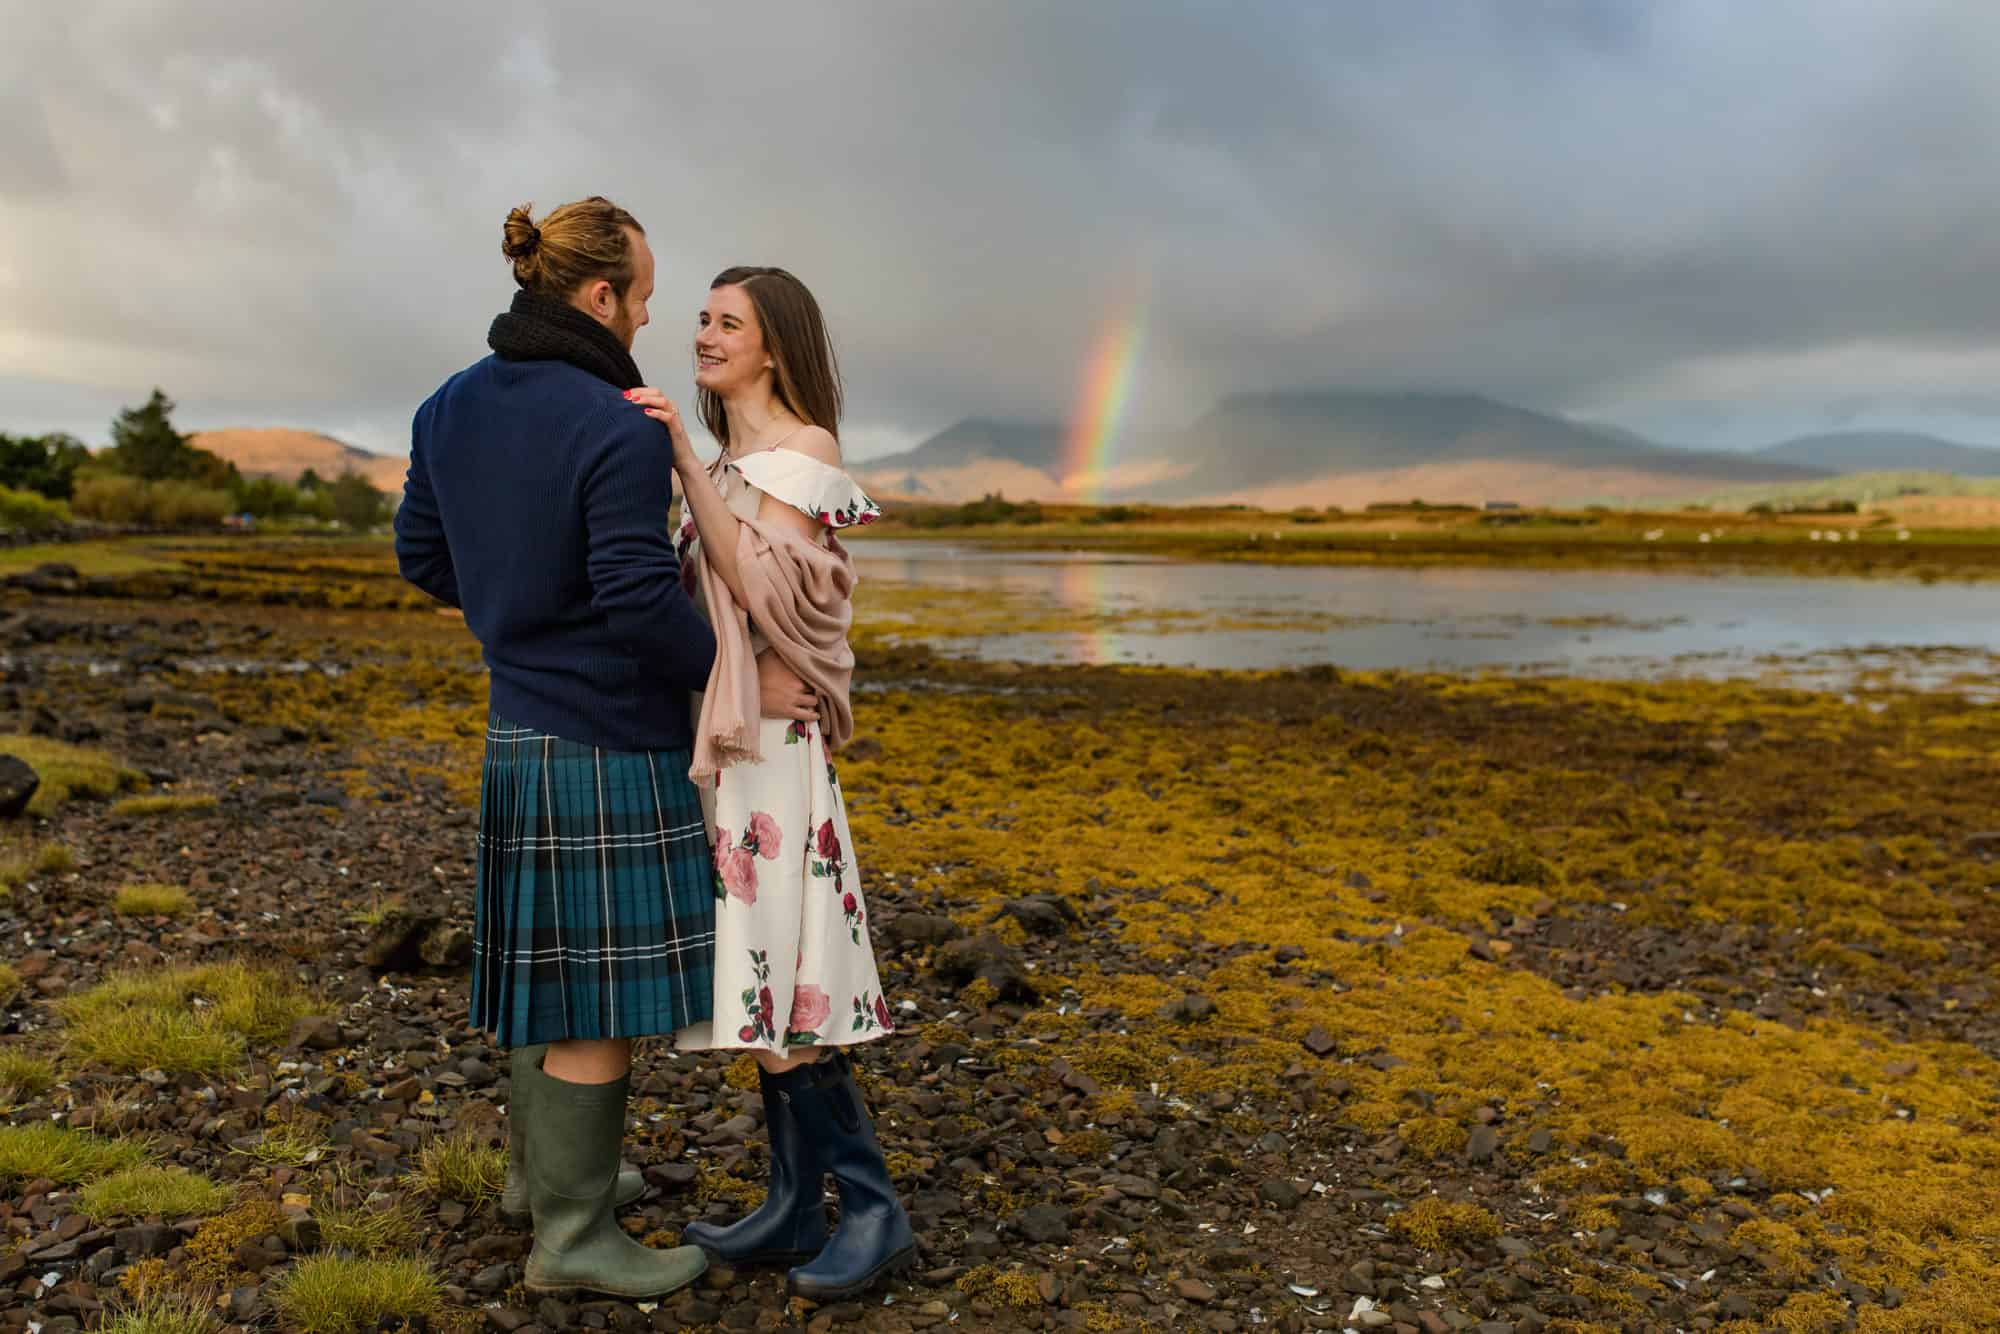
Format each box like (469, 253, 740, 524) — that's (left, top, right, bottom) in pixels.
(850, 540, 2000, 690)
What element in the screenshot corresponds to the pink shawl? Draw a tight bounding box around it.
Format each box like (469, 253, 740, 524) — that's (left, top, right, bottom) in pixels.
(690, 517, 856, 785)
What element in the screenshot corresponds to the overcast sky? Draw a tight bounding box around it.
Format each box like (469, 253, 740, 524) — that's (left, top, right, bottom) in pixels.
(7, 1, 2000, 460)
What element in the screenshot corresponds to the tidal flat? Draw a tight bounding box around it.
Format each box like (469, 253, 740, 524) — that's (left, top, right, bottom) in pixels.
(0, 537, 1996, 1333)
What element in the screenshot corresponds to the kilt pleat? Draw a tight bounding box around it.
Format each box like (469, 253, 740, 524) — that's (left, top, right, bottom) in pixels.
(470, 714, 716, 1046)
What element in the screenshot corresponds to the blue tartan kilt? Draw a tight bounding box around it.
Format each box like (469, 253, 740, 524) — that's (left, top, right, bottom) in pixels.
(469, 714, 717, 1046)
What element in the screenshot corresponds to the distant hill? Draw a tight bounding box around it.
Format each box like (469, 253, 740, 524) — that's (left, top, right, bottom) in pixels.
(189, 428, 408, 494)
(857, 390, 1827, 507)
(1752, 431, 2000, 477)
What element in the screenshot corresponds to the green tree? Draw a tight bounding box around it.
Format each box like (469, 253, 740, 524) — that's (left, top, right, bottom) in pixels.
(328, 470, 386, 529)
(297, 467, 325, 492)
(0, 432, 91, 499)
(102, 388, 237, 487)
(229, 475, 301, 520)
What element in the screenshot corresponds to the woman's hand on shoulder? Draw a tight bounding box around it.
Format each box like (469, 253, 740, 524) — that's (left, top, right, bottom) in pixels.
(625, 386, 700, 470)
(780, 425, 841, 467)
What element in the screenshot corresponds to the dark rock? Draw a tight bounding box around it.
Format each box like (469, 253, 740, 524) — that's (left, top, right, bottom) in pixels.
(1163, 993, 1219, 1023)
(1302, 1027, 1340, 1058)
(1258, 1180, 1302, 1210)
(932, 933, 1039, 1004)
(0, 755, 39, 818)
(115, 1223, 178, 1257)
(288, 1015, 342, 1050)
(1465, 1124, 1499, 1162)
(645, 1162, 699, 1190)
(422, 925, 475, 968)
(993, 894, 1081, 936)
(8, 563, 83, 595)
(883, 913, 965, 948)
(229, 1285, 265, 1322)
(361, 907, 445, 973)
(1173, 1278, 1217, 1304)
(1014, 1203, 1072, 1244)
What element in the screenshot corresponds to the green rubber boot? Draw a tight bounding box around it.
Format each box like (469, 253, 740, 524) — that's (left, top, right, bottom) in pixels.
(520, 1063, 707, 1298)
(501, 1045, 644, 1223)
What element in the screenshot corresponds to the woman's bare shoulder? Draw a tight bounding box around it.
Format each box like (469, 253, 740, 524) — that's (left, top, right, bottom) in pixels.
(775, 425, 842, 467)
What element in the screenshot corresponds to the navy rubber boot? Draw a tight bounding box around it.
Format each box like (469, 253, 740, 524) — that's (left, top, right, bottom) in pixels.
(784, 1052, 916, 1301)
(682, 1063, 829, 1266)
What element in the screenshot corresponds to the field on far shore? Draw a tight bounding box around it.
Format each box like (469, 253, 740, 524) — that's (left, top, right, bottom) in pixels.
(862, 498, 2000, 580)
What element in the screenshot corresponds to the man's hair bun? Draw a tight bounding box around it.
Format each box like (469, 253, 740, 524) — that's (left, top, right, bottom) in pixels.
(502, 205, 542, 264)
(499, 196, 645, 301)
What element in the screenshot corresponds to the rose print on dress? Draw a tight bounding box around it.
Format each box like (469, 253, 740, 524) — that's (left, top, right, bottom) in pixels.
(785, 719, 810, 746)
(785, 983, 830, 1046)
(739, 949, 777, 1044)
(851, 990, 891, 1034)
(811, 819, 846, 890)
(746, 811, 781, 859)
(713, 811, 782, 904)
(713, 840, 756, 905)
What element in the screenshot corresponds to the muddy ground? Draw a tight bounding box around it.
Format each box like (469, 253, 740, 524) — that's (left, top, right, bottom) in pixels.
(2, 545, 1998, 1334)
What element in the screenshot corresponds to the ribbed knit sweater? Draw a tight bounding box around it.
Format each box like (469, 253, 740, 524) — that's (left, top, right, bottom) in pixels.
(395, 354, 716, 751)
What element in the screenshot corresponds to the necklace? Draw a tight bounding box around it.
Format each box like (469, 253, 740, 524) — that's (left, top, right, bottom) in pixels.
(726, 405, 802, 460)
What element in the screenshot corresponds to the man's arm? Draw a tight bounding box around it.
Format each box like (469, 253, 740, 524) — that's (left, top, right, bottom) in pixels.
(583, 416, 717, 691)
(394, 403, 460, 608)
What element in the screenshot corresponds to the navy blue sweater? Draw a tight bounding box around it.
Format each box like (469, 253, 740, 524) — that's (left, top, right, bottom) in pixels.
(395, 355, 716, 752)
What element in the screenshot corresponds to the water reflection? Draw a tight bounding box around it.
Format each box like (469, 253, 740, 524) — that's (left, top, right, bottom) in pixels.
(850, 541, 2000, 691)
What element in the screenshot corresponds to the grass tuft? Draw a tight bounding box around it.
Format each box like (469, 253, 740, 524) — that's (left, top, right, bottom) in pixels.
(97, 1291, 221, 1334)
(318, 1189, 424, 1258)
(114, 882, 195, 918)
(243, 1106, 332, 1166)
(0, 734, 146, 815)
(408, 1126, 506, 1206)
(0, 1122, 150, 1183)
(270, 1255, 444, 1334)
(76, 1165, 234, 1222)
(60, 961, 323, 1074)
(0, 1048, 56, 1100)
(0, 841, 76, 892)
(110, 793, 219, 818)
(0, 964, 18, 1005)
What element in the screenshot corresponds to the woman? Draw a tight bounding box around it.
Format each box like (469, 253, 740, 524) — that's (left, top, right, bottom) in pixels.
(627, 266, 913, 1302)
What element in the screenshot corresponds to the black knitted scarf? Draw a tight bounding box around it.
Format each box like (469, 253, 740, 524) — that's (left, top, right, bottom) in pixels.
(486, 290, 643, 391)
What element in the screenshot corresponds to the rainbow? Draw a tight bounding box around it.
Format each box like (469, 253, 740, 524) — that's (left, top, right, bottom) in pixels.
(1063, 295, 1148, 502)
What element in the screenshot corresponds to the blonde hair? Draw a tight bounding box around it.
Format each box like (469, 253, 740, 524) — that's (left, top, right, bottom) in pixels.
(501, 196, 644, 300)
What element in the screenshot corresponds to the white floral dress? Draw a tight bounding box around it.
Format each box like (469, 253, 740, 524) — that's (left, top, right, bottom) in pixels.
(671, 447, 892, 1055)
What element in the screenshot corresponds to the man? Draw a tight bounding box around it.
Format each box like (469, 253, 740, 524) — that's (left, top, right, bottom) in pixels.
(395, 195, 815, 1299)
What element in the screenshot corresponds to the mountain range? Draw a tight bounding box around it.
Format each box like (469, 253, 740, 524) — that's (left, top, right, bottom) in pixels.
(189, 397, 2000, 510)
(1750, 431, 2000, 478)
(851, 395, 2000, 507)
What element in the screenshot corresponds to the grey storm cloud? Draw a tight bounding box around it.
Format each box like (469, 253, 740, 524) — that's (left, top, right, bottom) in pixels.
(6, 1, 2000, 457)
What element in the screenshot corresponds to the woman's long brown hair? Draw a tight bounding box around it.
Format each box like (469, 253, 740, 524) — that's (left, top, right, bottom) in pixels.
(697, 266, 843, 449)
